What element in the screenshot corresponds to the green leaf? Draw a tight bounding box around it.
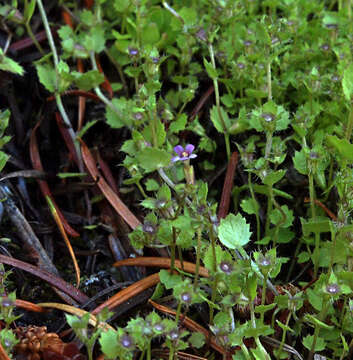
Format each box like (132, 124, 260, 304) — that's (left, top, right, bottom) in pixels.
(276, 228, 294, 244)
(214, 311, 230, 328)
(99, 329, 120, 359)
(72, 70, 104, 91)
(307, 288, 322, 311)
(77, 120, 98, 139)
(244, 319, 273, 338)
(24, 0, 36, 23)
(155, 118, 166, 146)
(136, 148, 171, 173)
(293, 149, 308, 175)
(106, 98, 131, 129)
(203, 58, 218, 80)
(240, 198, 259, 215)
(245, 88, 267, 99)
(80, 9, 95, 26)
(254, 303, 277, 314)
(210, 105, 231, 133)
(218, 213, 252, 249)
(158, 184, 171, 202)
(297, 251, 310, 263)
(197, 181, 208, 202)
(302, 335, 326, 352)
(0, 49, 24, 76)
(179, 7, 197, 27)
(305, 314, 335, 330)
(169, 114, 187, 134)
(83, 25, 106, 53)
(263, 169, 286, 186)
(270, 205, 294, 228)
(301, 217, 332, 235)
(203, 244, 224, 271)
(342, 63, 353, 101)
(36, 63, 56, 93)
(188, 332, 205, 348)
(276, 320, 294, 333)
(0, 109, 10, 136)
(246, 273, 258, 302)
(327, 135, 353, 161)
(57, 172, 86, 179)
(141, 22, 160, 44)
(0, 151, 9, 172)
(140, 198, 157, 209)
(159, 269, 181, 289)
(145, 178, 159, 191)
(252, 184, 293, 199)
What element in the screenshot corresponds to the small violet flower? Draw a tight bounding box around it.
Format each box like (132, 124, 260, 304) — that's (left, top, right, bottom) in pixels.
(172, 144, 197, 163)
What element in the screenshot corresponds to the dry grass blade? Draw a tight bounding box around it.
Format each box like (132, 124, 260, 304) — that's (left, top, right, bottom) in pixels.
(30, 120, 80, 237)
(0, 255, 89, 304)
(46, 196, 80, 287)
(15, 299, 46, 313)
(37, 303, 114, 330)
(113, 257, 209, 278)
(92, 273, 160, 314)
(80, 139, 141, 229)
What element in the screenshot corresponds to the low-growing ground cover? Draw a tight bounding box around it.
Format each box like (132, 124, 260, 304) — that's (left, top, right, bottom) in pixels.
(0, 0, 353, 359)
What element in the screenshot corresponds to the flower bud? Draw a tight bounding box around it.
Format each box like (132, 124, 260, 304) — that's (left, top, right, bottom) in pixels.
(219, 261, 233, 274)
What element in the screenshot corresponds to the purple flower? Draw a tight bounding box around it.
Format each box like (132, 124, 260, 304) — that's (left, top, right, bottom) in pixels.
(172, 144, 197, 162)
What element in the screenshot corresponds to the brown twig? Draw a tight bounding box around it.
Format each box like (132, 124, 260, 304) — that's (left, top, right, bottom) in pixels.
(0, 255, 89, 305)
(92, 273, 159, 314)
(80, 139, 141, 229)
(113, 257, 209, 277)
(218, 151, 239, 220)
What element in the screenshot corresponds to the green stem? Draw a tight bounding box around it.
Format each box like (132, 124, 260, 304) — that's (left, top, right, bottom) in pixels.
(277, 311, 292, 359)
(260, 275, 268, 323)
(168, 346, 175, 360)
(250, 302, 271, 360)
(35, 0, 59, 66)
(308, 165, 320, 277)
(270, 187, 286, 246)
(90, 52, 127, 124)
(148, 110, 158, 147)
(174, 300, 183, 324)
(104, 49, 129, 95)
(147, 341, 151, 360)
(208, 224, 218, 325)
(158, 168, 192, 206)
(265, 186, 273, 237)
(193, 227, 202, 290)
(170, 227, 177, 272)
(240, 342, 252, 360)
(136, 180, 147, 198)
(248, 173, 261, 243)
(308, 300, 330, 360)
(267, 61, 272, 101)
(328, 229, 337, 278)
(55, 94, 83, 171)
(208, 44, 230, 160)
(25, 22, 44, 54)
(162, 1, 184, 24)
(345, 101, 353, 141)
(36, 0, 84, 169)
(264, 131, 273, 160)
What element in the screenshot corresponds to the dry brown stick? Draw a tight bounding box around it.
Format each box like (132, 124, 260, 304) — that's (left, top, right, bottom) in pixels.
(218, 151, 239, 220)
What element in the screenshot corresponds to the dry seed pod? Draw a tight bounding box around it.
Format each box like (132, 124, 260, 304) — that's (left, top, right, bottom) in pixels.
(14, 326, 86, 360)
